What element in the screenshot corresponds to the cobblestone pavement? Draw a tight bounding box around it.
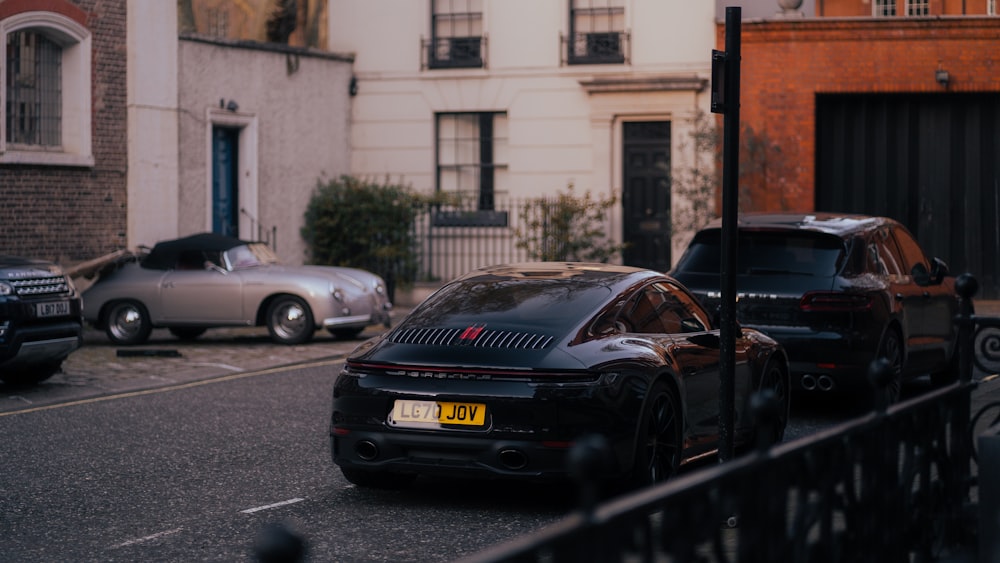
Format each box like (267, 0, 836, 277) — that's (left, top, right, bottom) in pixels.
(0, 310, 407, 413)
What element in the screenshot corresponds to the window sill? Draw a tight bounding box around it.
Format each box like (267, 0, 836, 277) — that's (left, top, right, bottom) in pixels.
(0, 150, 94, 167)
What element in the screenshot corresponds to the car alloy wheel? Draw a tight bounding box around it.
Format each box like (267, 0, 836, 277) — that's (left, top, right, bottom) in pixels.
(266, 296, 314, 345)
(752, 356, 790, 446)
(632, 381, 682, 488)
(105, 300, 153, 345)
(878, 328, 903, 403)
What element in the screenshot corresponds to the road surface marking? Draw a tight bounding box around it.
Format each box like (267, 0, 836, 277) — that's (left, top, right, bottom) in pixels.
(112, 527, 183, 548)
(0, 357, 345, 417)
(241, 498, 305, 514)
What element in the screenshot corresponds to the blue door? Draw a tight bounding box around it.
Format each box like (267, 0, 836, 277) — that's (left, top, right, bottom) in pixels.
(212, 127, 240, 237)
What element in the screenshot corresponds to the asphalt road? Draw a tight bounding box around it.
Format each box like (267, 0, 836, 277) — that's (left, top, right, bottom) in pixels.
(0, 362, 572, 562)
(2, 317, 995, 561)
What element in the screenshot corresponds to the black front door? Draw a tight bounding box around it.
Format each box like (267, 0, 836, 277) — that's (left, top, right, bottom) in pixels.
(623, 121, 672, 272)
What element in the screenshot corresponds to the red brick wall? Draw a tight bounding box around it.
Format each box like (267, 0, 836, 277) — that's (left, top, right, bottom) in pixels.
(718, 17, 1000, 212)
(817, 0, 993, 16)
(0, 0, 127, 264)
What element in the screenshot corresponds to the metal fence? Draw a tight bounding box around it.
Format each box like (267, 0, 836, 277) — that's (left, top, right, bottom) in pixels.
(409, 197, 618, 284)
(460, 274, 1000, 562)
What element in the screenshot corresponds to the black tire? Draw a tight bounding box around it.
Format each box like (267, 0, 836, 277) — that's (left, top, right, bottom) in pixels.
(629, 380, 683, 489)
(749, 355, 790, 447)
(168, 327, 207, 341)
(877, 327, 904, 403)
(340, 467, 416, 490)
(266, 296, 314, 345)
(328, 327, 364, 340)
(104, 300, 153, 345)
(0, 361, 61, 385)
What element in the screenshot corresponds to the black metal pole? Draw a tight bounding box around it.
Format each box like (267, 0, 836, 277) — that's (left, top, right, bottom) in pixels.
(718, 6, 741, 463)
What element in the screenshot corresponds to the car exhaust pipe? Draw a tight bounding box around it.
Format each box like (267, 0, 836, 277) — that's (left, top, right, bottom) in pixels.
(498, 449, 528, 470)
(355, 440, 379, 461)
(801, 374, 817, 391)
(817, 375, 835, 392)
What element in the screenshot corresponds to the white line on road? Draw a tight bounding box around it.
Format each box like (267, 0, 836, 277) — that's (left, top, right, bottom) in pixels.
(0, 357, 345, 417)
(241, 497, 305, 514)
(112, 527, 184, 548)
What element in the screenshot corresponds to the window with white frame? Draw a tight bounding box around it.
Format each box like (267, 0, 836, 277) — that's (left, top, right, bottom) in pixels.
(568, 0, 626, 65)
(989, 0, 997, 15)
(907, 0, 929, 15)
(1, 12, 93, 166)
(436, 112, 508, 211)
(427, 0, 484, 69)
(873, 0, 896, 16)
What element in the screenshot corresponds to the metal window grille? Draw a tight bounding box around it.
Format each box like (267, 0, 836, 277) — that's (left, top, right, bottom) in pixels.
(207, 8, 229, 37)
(567, 0, 626, 65)
(873, 0, 897, 16)
(436, 112, 508, 211)
(5, 30, 61, 147)
(427, 0, 484, 69)
(907, 0, 929, 15)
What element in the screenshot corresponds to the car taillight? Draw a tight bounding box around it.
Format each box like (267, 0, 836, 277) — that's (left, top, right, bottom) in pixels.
(799, 292, 872, 312)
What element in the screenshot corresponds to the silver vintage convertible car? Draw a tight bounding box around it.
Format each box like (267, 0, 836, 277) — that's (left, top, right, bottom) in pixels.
(82, 233, 392, 345)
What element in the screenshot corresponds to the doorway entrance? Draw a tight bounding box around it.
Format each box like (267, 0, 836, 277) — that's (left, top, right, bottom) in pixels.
(212, 126, 240, 237)
(622, 121, 672, 272)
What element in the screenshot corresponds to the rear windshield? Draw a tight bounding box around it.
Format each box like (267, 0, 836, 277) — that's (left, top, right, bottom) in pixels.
(400, 276, 614, 334)
(674, 229, 846, 277)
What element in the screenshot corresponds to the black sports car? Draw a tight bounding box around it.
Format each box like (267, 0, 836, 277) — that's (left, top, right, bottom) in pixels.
(330, 262, 789, 490)
(670, 212, 959, 401)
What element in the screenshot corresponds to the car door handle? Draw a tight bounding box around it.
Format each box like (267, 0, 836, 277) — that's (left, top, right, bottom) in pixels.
(895, 293, 904, 301)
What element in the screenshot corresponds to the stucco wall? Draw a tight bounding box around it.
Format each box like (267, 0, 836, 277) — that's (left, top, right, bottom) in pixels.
(177, 37, 353, 264)
(328, 0, 717, 263)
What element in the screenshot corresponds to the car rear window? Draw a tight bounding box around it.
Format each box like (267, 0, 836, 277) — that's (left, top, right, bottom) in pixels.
(674, 229, 846, 277)
(400, 277, 613, 334)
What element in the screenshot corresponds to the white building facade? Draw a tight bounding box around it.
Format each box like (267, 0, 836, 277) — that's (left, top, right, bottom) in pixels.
(329, 0, 717, 272)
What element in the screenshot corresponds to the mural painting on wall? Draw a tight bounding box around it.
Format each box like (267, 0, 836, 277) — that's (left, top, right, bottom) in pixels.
(178, 0, 328, 49)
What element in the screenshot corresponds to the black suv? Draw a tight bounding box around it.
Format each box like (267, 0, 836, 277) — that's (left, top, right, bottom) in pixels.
(0, 256, 83, 385)
(670, 213, 959, 401)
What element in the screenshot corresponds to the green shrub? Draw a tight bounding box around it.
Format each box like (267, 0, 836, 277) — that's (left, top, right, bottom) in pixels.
(301, 176, 429, 291)
(514, 184, 627, 263)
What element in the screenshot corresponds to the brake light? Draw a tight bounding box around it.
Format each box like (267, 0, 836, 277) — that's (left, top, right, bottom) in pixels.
(799, 292, 872, 312)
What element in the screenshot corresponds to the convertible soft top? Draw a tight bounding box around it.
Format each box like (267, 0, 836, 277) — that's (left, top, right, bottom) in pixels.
(142, 233, 251, 270)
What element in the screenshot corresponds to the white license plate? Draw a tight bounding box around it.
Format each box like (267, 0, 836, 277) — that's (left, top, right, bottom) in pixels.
(35, 301, 70, 318)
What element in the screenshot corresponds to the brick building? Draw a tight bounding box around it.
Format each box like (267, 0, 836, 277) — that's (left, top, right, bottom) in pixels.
(725, 2, 1000, 296)
(0, 0, 128, 263)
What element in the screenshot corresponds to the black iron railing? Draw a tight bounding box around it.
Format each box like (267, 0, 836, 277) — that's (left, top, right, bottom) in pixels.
(460, 274, 997, 562)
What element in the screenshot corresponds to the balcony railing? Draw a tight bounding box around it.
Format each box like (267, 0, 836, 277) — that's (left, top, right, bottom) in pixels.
(423, 36, 486, 70)
(563, 31, 629, 65)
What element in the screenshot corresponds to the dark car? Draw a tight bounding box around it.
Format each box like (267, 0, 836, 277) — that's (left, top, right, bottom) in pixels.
(670, 213, 959, 401)
(0, 256, 83, 385)
(330, 262, 789, 490)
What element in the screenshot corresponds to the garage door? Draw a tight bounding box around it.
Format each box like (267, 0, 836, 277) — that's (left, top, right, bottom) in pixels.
(816, 93, 1000, 298)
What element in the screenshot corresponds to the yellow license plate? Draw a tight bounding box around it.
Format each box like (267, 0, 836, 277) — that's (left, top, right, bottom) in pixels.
(390, 399, 486, 427)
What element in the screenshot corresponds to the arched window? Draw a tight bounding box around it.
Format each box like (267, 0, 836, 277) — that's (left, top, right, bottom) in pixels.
(1, 11, 92, 166)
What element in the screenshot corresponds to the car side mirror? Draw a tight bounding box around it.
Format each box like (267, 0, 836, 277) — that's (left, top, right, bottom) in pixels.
(930, 257, 949, 284)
